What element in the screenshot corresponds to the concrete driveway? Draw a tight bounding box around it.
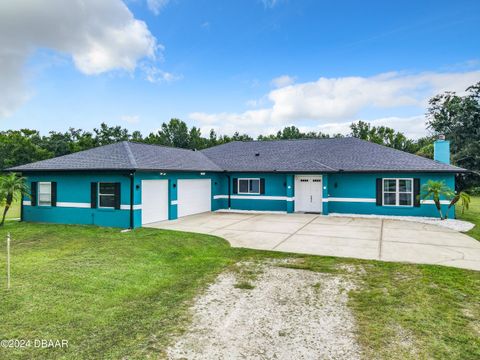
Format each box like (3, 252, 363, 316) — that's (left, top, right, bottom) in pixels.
(145, 212, 480, 271)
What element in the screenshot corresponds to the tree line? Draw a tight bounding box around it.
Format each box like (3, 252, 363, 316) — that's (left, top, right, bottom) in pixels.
(0, 120, 433, 169)
(1, 82, 478, 188)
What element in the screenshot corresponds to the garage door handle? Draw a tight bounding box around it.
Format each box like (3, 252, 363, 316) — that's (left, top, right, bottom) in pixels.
(310, 195, 312, 202)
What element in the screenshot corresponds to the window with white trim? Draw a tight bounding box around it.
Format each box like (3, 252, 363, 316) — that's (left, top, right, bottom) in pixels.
(98, 183, 116, 208)
(238, 178, 260, 194)
(38, 182, 52, 206)
(383, 178, 413, 206)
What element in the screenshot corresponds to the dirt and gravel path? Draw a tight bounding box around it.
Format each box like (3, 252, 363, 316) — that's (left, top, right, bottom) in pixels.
(167, 261, 361, 360)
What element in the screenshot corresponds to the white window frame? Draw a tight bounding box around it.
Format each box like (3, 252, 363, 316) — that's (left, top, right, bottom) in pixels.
(38, 182, 52, 207)
(237, 178, 261, 195)
(382, 178, 414, 207)
(98, 182, 116, 209)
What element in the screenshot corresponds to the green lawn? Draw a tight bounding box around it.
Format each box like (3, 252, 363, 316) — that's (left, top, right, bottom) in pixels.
(457, 195, 480, 241)
(0, 222, 479, 359)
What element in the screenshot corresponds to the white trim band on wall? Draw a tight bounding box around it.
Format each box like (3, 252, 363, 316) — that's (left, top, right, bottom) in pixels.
(120, 204, 142, 210)
(325, 197, 376, 203)
(421, 199, 450, 205)
(57, 202, 90, 208)
(324, 198, 450, 205)
(214, 196, 451, 205)
(22, 197, 450, 209)
(213, 195, 294, 201)
(23, 201, 142, 210)
(214, 195, 375, 203)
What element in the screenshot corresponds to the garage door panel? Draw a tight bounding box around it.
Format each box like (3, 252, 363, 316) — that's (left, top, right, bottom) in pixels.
(178, 179, 211, 217)
(142, 180, 168, 225)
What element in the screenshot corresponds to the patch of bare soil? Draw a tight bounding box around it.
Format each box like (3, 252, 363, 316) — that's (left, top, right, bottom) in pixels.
(167, 261, 361, 360)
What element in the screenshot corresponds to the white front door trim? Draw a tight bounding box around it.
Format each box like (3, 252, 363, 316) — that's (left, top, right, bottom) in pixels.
(294, 175, 323, 213)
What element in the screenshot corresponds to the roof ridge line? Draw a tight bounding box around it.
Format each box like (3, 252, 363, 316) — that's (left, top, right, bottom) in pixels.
(128, 140, 209, 154)
(123, 141, 138, 168)
(310, 159, 338, 171)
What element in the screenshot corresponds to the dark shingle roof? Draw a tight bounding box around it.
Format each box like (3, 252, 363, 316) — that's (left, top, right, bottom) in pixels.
(9, 138, 466, 173)
(200, 137, 466, 173)
(9, 141, 222, 172)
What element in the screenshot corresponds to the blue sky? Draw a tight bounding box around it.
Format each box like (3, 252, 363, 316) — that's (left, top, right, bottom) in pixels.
(0, 0, 479, 138)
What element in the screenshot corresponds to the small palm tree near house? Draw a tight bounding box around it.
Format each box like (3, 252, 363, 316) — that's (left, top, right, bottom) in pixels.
(420, 180, 454, 219)
(420, 180, 471, 219)
(0, 173, 29, 226)
(447, 191, 471, 218)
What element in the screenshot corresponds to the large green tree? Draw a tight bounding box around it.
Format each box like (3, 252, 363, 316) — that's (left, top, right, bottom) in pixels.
(0, 129, 53, 170)
(67, 128, 97, 153)
(427, 82, 480, 189)
(350, 121, 417, 152)
(1, 115, 457, 171)
(145, 119, 200, 148)
(94, 123, 132, 145)
(257, 125, 334, 141)
(413, 136, 436, 159)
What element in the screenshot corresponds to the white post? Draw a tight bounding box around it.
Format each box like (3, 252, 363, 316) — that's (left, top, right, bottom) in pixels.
(7, 232, 10, 290)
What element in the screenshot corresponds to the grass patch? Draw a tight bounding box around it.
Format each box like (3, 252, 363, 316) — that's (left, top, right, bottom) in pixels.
(233, 281, 255, 290)
(457, 195, 480, 241)
(296, 257, 480, 360)
(0, 222, 268, 359)
(0, 222, 479, 359)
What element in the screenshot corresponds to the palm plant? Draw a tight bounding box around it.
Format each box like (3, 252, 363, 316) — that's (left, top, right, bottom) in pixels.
(446, 191, 471, 218)
(420, 180, 455, 220)
(0, 173, 29, 226)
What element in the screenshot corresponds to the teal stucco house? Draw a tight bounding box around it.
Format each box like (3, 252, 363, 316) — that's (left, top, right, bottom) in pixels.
(9, 137, 466, 229)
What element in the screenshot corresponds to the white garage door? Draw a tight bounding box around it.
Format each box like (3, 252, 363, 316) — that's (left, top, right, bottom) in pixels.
(141, 180, 168, 225)
(177, 179, 211, 217)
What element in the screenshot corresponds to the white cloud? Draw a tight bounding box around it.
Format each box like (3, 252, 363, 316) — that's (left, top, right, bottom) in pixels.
(190, 70, 480, 138)
(146, 0, 170, 15)
(271, 75, 295, 88)
(121, 115, 140, 124)
(0, 0, 158, 117)
(368, 115, 429, 138)
(141, 64, 182, 83)
(0, 54, 31, 118)
(261, 0, 280, 8)
(246, 99, 260, 108)
(297, 115, 428, 139)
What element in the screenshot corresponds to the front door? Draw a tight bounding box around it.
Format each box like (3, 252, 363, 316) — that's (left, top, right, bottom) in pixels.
(294, 175, 323, 213)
